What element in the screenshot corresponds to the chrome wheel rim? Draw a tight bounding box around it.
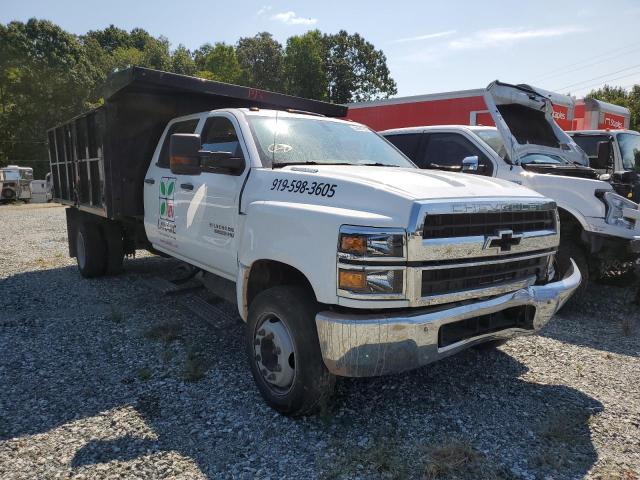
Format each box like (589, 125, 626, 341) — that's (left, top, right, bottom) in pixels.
(253, 314, 296, 394)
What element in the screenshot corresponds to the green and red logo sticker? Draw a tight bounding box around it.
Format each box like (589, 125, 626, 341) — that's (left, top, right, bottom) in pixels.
(159, 177, 175, 220)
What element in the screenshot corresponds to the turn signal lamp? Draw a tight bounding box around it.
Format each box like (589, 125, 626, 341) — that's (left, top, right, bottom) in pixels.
(338, 269, 367, 290)
(340, 235, 367, 256)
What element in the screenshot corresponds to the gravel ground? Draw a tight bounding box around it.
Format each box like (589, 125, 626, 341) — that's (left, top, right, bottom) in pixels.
(0, 203, 638, 480)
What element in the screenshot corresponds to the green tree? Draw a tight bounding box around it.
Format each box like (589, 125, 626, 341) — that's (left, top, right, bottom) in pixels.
(0, 19, 99, 175)
(85, 25, 131, 53)
(197, 43, 242, 84)
(284, 30, 327, 100)
(171, 44, 196, 75)
(587, 84, 640, 131)
(324, 30, 397, 103)
(236, 32, 284, 91)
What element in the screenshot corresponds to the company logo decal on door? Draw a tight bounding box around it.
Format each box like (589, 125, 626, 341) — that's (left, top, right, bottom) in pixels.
(158, 177, 176, 234)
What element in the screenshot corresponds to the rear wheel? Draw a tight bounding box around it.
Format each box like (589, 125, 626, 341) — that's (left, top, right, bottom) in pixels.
(76, 222, 107, 278)
(246, 286, 335, 416)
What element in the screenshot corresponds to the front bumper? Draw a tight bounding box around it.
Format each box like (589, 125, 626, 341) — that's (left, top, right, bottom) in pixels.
(315, 259, 581, 377)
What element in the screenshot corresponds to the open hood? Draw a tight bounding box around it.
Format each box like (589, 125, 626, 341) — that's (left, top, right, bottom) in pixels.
(484, 81, 588, 166)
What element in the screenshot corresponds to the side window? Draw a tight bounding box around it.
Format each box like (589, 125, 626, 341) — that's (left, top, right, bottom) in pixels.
(157, 119, 199, 168)
(420, 133, 492, 175)
(384, 133, 422, 161)
(201, 117, 243, 157)
(570, 135, 609, 162)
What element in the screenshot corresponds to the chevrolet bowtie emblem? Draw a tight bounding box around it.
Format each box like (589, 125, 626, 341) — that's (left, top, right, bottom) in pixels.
(483, 230, 522, 252)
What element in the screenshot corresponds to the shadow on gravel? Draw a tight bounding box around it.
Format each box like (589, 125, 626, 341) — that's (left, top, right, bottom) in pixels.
(320, 350, 604, 479)
(541, 280, 639, 357)
(0, 257, 604, 479)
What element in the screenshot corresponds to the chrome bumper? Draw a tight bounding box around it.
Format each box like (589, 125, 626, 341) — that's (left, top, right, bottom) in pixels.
(316, 259, 581, 377)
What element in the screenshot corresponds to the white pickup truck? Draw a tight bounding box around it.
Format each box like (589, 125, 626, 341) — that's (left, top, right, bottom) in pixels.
(49, 68, 580, 416)
(567, 129, 640, 203)
(382, 82, 640, 295)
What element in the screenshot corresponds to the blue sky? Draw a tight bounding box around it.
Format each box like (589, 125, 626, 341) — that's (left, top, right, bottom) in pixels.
(3, 0, 640, 98)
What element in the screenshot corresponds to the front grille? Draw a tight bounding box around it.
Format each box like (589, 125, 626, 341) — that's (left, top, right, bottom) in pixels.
(423, 210, 555, 239)
(438, 306, 535, 348)
(421, 256, 548, 297)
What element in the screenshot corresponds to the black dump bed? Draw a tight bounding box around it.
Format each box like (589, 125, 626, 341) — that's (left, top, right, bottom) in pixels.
(48, 67, 347, 220)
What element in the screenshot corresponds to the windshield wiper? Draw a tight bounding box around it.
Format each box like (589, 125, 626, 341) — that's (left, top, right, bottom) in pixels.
(272, 161, 353, 168)
(357, 163, 400, 167)
(272, 161, 400, 168)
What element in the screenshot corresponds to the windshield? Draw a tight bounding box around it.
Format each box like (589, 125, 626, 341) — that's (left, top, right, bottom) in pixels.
(472, 129, 509, 161)
(247, 115, 415, 168)
(519, 153, 570, 165)
(617, 133, 640, 171)
(1, 170, 19, 181)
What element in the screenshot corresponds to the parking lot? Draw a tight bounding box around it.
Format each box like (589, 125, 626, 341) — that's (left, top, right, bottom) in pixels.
(0, 203, 638, 479)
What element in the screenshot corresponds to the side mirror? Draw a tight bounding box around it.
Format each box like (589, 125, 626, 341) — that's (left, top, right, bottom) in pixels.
(593, 141, 612, 170)
(461, 155, 479, 172)
(170, 134, 202, 175)
(201, 151, 245, 175)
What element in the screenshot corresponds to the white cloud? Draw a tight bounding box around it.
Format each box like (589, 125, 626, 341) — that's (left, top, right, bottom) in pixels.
(448, 26, 586, 50)
(257, 5, 272, 16)
(398, 25, 586, 64)
(391, 30, 457, 44)
(270, 11, 317, 26)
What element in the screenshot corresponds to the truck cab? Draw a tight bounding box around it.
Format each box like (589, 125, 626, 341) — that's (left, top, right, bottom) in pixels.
(50, 68, 580, 416)
(567, 129, 640, 202)
(382, 82, 640, 294)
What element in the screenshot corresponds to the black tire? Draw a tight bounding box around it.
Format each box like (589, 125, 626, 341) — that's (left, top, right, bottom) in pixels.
(75, 222, 107, 278)
(246, 286, 335, 416)
(557, 237, 589, 304)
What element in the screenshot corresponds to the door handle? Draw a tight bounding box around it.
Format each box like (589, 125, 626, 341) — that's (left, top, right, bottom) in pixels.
(180, 183, 194, 191)
(144, 178, 155, 184)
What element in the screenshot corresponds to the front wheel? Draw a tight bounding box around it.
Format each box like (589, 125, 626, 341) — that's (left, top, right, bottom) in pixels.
(246, 286, 335, 416)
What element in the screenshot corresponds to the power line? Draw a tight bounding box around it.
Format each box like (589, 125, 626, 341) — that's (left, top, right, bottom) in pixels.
(569, 72, 640, 95)
(531, 41, 640, 82)
(534, 46, 640, 83)
(554, 64, 640, 91)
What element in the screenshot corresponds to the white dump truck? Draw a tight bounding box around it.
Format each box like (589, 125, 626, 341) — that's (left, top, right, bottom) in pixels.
(382, 82, 640, 295)
(49, 68, 579, 415)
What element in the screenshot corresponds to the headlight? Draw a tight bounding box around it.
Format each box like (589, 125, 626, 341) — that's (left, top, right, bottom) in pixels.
(337, 226, 406, 299)
(338, 267, 404, 295)
(598, 191, 638, 229)
(338, 226, 406, 260)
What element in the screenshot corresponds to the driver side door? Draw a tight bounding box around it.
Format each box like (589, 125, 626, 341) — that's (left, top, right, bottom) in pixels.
(180, 114, 249, 279)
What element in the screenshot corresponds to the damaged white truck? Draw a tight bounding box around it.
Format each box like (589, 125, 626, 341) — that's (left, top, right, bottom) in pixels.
(49, 68, 580, 415)
(382, 82, 640, 295)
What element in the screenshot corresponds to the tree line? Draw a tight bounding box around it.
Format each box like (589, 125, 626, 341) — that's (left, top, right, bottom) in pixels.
(0, 19, 397, 176)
